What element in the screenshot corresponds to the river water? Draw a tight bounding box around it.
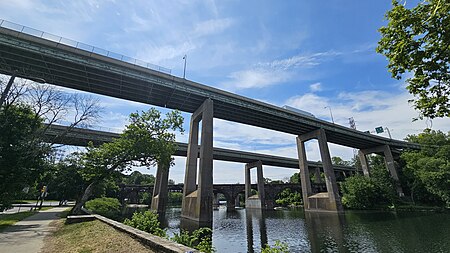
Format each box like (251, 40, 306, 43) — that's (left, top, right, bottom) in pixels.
(162, 207, 450, 253)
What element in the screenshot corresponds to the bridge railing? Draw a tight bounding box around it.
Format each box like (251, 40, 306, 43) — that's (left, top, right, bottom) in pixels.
(0, 19, 171, 75)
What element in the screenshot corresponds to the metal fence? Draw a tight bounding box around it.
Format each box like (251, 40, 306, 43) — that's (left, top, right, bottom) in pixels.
(0, 19, 171, 74)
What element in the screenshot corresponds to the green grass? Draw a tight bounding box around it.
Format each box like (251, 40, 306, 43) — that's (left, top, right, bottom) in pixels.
(0, 211, 37, 231)
(0, 207, 54, 231)
(41, 220, 156, 253)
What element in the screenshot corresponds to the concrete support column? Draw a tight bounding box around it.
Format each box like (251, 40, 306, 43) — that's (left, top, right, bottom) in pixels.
(213, 193, 219, 210)
(150, 162, 169, 214)
(226, 194, 236, 211)
(245, 161, 265, 209)
(297, 129, 343, 212)
(296, 136, 312, 210)
(383, 145, 404, 197)
(317, 129, 342, 212)
(235, 194, 240, 207)
(360, 145, 404, 197)
(358, 150, 370, 177)
(314, 167, 322, 184)
(181, 99, 214, 227)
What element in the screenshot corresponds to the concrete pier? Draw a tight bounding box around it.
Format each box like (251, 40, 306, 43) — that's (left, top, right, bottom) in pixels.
(245, 161, 266, 209)
(297, 129, 343, 212)
(181, 99, 214, 227)
(150, 162, 170, 215)
(359, 145, 404, 196)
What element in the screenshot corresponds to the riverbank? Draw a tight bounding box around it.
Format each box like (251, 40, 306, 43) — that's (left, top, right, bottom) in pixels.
(41, 219, 157, 253)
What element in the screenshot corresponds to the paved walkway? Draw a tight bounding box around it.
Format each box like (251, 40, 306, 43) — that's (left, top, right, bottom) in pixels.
(0, 207, 68, 253)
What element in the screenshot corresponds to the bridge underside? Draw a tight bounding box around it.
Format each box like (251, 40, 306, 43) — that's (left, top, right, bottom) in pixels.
(0, 27, 419, 152)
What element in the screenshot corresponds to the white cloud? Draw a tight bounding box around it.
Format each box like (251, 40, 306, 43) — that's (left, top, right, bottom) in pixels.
(309, 82, 322, 92)
(284, 90, 450, 140)
(221, 69, 291, 90)
(193, 18, 234, 37)
(221, 51, 341, 91)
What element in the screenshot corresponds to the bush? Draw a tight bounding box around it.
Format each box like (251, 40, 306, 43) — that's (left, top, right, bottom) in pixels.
(340, 175, 393, 209)
(123, 211, 166, 237)
(85, 197, 121, 220)
(171, 227, 215, 253)
(275, 188, 302, 207)
(262, 240, 289, 253)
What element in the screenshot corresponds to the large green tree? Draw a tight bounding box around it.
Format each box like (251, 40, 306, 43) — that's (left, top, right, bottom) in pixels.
(402, 129, 450, 206)
(71, 108, 183, 214)
(0, 104, 50, 210)
(377, 0, 450, 119)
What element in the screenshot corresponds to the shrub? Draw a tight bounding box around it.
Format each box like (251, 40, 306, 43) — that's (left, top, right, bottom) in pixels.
(85, 197, 121, 220)
(171, 227, 215, 253)
(123, 211, 166, 237)
(340, 175, 393, 209)
(262, 240, 289, 253)
(275, 188, 302, 207)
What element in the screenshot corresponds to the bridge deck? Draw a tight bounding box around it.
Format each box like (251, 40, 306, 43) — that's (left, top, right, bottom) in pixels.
(44, 124, 355, 171)
(0, 23, 420, 152)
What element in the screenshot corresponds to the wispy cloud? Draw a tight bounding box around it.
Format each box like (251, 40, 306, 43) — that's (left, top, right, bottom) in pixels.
(193, 18, 235, 37)
(309, 82, 322, 92)
(221, 50, 342, 90)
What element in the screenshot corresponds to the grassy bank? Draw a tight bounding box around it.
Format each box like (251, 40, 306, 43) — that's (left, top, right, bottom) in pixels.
(41, 219, 156, 253)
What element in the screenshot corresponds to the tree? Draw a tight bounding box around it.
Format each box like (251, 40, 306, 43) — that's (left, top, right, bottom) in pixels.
(0, 76, 101, 210)
(289, 173, 300, 184)
(402, 129, 450, 206)
(377, 0, 450, 119)
(340, 154, 397, 209)
(331, 156, 352, 166)
(0, 104, 50, 210)
(71, 108, 184, 214)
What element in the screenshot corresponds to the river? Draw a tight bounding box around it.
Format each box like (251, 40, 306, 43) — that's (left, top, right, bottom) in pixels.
(161, 207, 450, 253)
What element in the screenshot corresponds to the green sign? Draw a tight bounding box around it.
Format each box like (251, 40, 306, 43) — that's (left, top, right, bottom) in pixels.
(375, 126, 384, 134)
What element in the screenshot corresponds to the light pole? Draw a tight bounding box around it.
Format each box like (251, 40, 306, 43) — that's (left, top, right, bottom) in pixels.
(385, 127, 392, 139)
(324, 106, 335, 124)
(182, 54, 187, 79)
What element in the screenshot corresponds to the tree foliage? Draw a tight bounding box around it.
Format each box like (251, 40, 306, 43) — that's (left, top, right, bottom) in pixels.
(402, 130, 450, 206)
(377, 0, 450, 119)
(0, 104, 50, 211)
(275, 188, 302, 207)
(71, 108, 184, 214)
(85, 197, 122, 220)
(341, 155, 397, 209)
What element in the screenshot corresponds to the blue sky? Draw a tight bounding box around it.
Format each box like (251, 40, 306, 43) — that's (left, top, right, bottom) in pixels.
(1, 0, 449, 183)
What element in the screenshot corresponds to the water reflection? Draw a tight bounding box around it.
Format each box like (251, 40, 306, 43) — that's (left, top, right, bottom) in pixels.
(246, 209, 268, 253)
(304, 211, 346, 252)
(125, 206, 450, 253)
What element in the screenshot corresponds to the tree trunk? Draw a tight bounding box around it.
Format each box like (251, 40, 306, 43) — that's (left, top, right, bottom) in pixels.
(70, 181, 97, 215)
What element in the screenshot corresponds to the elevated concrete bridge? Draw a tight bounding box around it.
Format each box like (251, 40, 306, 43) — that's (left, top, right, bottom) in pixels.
(0, 21, 420, 226)
(44, 124, 356, 173)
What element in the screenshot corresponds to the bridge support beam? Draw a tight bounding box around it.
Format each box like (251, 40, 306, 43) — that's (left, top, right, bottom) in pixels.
(297, 129, 343, 212)
(359, 145, 404, 197)
(150, 162, 169, 215)
(358, 150, 371, 176)
(245, 161, 267, 209)
(181, 99, 214, 227)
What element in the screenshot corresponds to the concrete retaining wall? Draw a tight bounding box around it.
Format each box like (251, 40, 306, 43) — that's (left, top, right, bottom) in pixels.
(66, 214, 197, 253)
